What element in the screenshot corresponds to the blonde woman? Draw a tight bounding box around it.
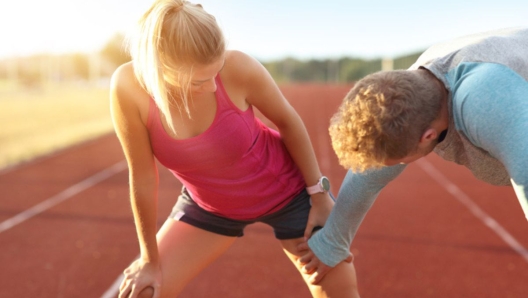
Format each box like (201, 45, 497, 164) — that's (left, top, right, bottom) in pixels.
(110, 1, 359, 297)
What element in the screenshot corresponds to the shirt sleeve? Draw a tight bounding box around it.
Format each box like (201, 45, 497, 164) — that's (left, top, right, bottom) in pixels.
(450, 62, 528, 219)
(307, 164, 406, 266)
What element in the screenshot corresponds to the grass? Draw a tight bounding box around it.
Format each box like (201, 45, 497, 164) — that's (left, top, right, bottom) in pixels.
(0, 82, 114, 170)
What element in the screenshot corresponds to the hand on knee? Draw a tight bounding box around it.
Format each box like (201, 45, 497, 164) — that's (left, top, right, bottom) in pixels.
(136, 286, 155, 298)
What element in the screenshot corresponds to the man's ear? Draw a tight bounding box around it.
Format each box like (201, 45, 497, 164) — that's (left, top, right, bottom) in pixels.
(419, 128, 438, 147)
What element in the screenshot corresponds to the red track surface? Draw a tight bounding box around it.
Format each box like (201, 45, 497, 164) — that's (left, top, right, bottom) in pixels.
(1, 84, 528, 297)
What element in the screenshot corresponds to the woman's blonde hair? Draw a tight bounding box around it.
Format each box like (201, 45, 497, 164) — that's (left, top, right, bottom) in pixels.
(329, 70, 442, 172)
(127, 0, 225, 133)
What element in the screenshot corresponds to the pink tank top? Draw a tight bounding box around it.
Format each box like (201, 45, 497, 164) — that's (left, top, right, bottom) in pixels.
(146, 75, 305, 220)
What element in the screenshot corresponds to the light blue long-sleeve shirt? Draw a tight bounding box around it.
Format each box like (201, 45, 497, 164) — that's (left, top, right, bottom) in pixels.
(308, 27, 528, 267)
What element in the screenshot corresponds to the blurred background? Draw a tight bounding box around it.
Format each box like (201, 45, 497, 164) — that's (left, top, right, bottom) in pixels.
(2, 1, 528, 297)
(1, 0, 527, 171)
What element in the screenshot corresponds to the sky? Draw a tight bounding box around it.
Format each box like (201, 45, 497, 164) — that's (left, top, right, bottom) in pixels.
(1, 0, 527, 61)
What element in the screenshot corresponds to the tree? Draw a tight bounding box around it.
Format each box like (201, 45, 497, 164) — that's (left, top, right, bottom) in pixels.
(100, 33, 131, 68)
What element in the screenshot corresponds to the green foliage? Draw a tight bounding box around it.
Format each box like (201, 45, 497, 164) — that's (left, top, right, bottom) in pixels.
(100, 33, 131, 68)
(0, 31, 422, 86)
(262, 51, 424, 83)
(393, 52, 422, 70)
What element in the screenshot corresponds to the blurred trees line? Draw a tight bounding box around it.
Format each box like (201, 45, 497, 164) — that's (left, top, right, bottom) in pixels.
(0, 34, 130, 87)
(262, 53, 422, 84)
(0, 34, 422, 87)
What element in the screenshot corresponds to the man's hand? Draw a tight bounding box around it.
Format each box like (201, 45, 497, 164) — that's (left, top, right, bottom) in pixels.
(297, 241, 353, 284)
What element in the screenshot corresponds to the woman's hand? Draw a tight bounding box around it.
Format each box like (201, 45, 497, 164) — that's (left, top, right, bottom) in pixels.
(303, 192, 334, 240)
(118, 258, 162, 298)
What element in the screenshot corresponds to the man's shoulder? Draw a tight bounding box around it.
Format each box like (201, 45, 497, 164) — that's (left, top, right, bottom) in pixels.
(448, 62, 523, 99)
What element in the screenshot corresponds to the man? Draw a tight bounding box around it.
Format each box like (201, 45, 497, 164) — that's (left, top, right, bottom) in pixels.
(299, 27, 528, 284)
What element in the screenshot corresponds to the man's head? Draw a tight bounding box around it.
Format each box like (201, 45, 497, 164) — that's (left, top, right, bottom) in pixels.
(329, 69, 444, 172)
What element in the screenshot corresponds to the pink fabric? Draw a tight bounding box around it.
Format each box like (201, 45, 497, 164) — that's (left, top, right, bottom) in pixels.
(146, 75, 305, 220)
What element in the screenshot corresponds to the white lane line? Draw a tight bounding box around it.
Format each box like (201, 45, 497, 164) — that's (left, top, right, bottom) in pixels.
(0, 161, 127, 234)
(101, 254, 140, 298)
(416, 159, 528, 263)
(101, 273, 125, 298)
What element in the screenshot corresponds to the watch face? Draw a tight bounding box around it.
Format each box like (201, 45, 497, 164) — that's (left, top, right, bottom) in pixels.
(321, 177, 330, 192)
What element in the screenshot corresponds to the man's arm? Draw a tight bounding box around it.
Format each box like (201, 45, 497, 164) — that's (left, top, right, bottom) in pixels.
(307, 164, 406, 267)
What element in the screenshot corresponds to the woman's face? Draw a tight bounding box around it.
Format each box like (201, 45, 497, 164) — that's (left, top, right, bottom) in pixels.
(189, 56, 226, 95)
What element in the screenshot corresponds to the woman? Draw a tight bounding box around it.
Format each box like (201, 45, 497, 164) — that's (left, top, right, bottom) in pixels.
(110, 1, 359, 297)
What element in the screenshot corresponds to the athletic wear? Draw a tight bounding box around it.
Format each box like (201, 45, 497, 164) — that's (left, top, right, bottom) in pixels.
(147, 75, 305, 220)
(308, 27, 528, 267)
(170, 187, 312, 239)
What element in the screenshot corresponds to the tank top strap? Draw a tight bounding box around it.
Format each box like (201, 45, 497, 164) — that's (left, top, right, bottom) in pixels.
(147, 75, 237, 131)
(214, 74, 242, 113)
(146, 96, 158, 130)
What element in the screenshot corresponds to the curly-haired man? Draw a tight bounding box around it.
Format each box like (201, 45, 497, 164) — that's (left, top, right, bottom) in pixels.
(298, 27, 528, 284)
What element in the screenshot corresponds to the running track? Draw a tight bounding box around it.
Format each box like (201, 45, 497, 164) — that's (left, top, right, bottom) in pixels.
(1, 84, 528, 297)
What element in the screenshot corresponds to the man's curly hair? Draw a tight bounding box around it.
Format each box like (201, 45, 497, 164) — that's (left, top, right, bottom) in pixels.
(329, 70, 442, 172)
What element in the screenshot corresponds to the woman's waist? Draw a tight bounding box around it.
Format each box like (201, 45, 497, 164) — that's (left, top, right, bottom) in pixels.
(182, 177, 306, 220)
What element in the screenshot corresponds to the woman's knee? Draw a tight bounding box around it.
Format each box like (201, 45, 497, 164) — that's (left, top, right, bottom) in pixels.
(136, 286, 154, 298)
(314, 262, 360, 298)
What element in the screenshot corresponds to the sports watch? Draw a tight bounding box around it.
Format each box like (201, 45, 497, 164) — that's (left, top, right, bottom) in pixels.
(306, 176, 330, 195)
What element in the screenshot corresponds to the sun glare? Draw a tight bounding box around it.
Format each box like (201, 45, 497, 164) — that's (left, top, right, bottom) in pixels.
(0, 0, 141, 57)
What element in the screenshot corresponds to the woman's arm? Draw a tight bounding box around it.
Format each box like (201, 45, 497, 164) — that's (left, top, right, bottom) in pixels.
(227, 51, 333, 238)
(109, 63, 162, 298)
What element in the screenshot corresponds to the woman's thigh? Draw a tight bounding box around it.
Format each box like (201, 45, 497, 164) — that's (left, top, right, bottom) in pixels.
(280, 238, 360, 298)
(156, 218, 237, 297)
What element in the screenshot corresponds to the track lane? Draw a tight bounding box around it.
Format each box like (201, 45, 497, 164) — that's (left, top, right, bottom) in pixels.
(1, 84, 527, 297)
(352, 155, 528, 297)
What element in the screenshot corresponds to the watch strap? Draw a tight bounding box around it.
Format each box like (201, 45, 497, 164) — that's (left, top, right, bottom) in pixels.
(306, 176, 329, 195)
(306, 183, 323, 195)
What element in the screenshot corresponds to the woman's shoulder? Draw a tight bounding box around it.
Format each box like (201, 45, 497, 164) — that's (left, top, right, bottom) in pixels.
(226, 50, 264, 73)
(225, 50, 252, 63)
(111, 62, 144, 95)
(222, 50, 266, 86)
(110, 62, 151, 121)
